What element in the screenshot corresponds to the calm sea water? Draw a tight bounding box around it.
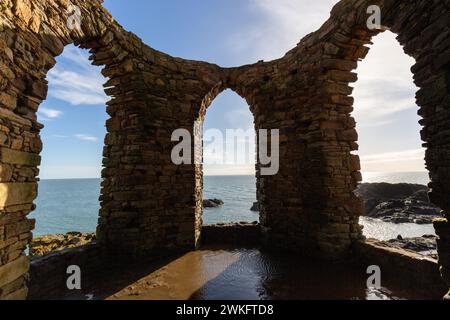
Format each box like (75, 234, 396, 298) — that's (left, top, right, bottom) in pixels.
(30, 172, 434, 239)
(203, 176, 258, 225)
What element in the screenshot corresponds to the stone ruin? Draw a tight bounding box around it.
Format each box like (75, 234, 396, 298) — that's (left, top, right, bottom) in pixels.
(0, 0, 449, 299)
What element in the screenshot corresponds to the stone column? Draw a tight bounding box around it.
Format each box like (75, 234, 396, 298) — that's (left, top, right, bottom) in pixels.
(0, 84, 42, 301)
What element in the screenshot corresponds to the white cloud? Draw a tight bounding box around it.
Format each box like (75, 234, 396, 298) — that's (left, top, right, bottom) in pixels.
(226, 109, 254, 129)
(74, 134, 99, 142)
(226, 2, 422, 173)
(226, 0, 339, 62)
(47, 45, 107, 106)
(39, 165, 102, 180)
(58, 45, 96, 70)
(352, 32, 417, 126)
(204, 164, 256, 176)
(226, 2, 417, 127)
(38, 107, 63, 120)
(360, 149, 426, 172)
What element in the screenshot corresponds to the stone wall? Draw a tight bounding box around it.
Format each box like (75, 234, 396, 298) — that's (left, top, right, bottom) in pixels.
(202, 223, 261, 246)
(0, 0, 449, 299)
(355, 240, 448, 296)
(28, 243, 101, 300)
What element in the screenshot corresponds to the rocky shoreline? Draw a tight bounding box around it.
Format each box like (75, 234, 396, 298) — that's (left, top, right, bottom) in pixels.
(356, 183, 442, 224)
(356, 183, 441, 259)
(384, 235, 438, 259)
(31, 232, 96, 257)
(250, 183, 443, 224)
(31, 231, 438, 260)
(32, 184, 442, 259)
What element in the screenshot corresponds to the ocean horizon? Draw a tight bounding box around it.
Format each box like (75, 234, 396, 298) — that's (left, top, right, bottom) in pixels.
(37, 171, 431, 178)
(30, 172, 433, 238)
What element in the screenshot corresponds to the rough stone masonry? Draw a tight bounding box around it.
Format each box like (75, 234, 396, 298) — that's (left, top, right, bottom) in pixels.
(0, 0, 449, 300)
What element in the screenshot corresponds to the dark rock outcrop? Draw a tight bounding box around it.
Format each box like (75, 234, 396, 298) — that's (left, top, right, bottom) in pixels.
(356, 183, 428, 211)
(250, 202, 259, 212)
(203, 199, 224, 208)
(356, 183, 442, 224)
(385, 235, 438, 259)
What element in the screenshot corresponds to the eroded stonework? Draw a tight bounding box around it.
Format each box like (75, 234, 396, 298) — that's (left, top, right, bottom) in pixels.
(0, 0, 449, 299)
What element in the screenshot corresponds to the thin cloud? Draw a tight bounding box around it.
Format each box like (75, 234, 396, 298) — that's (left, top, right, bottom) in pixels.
(357, 119, 395, 129)
(47, 45, 107, 106)
(226, 0, 339, 62)
(74, 134, 99, 142)
(360, 149, 426, 172)
(38, 165, 102, 179)
(226, 2, 418, 130)
(58, 45, 96, 70)
(226, 109, 254, 129)
(352, 32, 418, 126)
(353, 94, 416, 119)
(360, 149, 425, 163)
(204, 164, 256, 176)
(38, 107, 63, 120)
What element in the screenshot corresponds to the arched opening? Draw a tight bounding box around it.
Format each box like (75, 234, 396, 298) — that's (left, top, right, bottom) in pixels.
(200, 89, 259, 226)
(2, 0, 449, 301)
(28, 45, 107, 256)
(353, 32, 440, 258)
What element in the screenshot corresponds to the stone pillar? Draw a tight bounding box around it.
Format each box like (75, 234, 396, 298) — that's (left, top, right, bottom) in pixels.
(1, 0, 449, 299)
(0, 90, 42, 301)
(0, 0, 125, 298)
(434, 217, 450, 299)
(388, 0, 450, 298)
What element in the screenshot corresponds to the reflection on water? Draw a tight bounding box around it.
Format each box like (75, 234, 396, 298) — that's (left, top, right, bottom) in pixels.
(360, 217, 436, 241)
(362, 172, 430, 185)
(103, 248, 439, 301)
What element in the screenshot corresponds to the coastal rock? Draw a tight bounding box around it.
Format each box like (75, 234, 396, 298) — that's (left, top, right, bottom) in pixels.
(203, 199, 224, 208)
(250, 202, 259, 212)
(410, 189, 430, 202)
(384, 235, 438, 259)
(356, 183, 442, 224)
(369, 199, 441, 224)
(356, 183, 428, 211)
(31, 232, 96, 257)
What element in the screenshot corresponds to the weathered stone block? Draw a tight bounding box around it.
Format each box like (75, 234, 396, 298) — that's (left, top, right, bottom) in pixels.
(0, 255, 29, 288)
(0, 0, 448, 298)
(0, 183, 37, 209)
(0, 92, 17, 110)
(14, 0, 33, 25)
(1, 286, 28, 300)
(0, 164, 13, 182)
(0, 148, 41, 166)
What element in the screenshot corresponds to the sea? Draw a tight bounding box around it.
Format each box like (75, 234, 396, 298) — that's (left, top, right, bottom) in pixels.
(30, 172, 436, 240)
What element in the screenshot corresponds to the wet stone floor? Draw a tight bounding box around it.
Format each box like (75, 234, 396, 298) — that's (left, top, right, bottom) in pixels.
(55, 246, 442, 300)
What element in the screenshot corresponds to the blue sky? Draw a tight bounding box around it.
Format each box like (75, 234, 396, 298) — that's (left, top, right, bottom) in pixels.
(38, 0, 425, 179)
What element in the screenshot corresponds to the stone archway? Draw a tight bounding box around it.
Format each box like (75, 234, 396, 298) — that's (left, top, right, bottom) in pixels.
(192, 84, 261, 245)
(0, 0, 145, 299)
(0, 0, 449, 299)
(299, 0, 450, 294)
